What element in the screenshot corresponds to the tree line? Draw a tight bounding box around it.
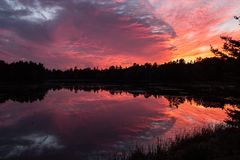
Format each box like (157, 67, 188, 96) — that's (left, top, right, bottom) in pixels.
(0, 35, 239, 84)
(0, 60, 47, 83)
(47, 58, 239, 83)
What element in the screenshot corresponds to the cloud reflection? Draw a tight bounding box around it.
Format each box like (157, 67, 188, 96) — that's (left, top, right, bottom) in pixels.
(0, 89, 229, 158)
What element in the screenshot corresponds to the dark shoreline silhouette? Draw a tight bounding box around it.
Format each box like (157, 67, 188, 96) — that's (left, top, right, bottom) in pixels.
(1, 56, 240, 84)
(1, 83, 240, 109)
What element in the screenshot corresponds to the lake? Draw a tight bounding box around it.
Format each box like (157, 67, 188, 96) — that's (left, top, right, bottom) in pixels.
(0, 84, 234, 159)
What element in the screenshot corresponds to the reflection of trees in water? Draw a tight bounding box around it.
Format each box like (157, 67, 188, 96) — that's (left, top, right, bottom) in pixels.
(1, 84, 240, 109)
(0, 86, 48, 103)
(1, 83, 240, 131)
(164, 96, 232, 109)
(1, 84, 240, 142)
(164, 96, 186, 108)
(225, 107, 240, 128)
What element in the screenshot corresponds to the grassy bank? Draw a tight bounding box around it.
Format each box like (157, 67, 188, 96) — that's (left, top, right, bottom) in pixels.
(114, 125, 240, 160)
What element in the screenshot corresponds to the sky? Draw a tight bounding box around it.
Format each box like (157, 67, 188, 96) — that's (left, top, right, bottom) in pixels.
(0, 0, 239, 69)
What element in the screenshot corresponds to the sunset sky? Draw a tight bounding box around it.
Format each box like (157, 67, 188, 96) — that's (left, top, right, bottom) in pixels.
(0, 0, 240, 69)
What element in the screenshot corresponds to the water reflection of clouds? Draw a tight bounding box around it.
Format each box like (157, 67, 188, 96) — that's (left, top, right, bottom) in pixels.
(4, 133, 63, 159)
(163, 100, 228, 138)
(0, 89, 175, 157)
(0, 89, 228, 158)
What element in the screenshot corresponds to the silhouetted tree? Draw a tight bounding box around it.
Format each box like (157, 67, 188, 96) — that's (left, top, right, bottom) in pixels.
(211, 36, 240, 59)
(0, 60, 47, 83)
(225, 108, 240, 128)
(211, 17, 240, 59)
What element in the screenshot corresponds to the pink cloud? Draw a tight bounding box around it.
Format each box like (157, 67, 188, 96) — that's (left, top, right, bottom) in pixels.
(0, 0, 239, 68)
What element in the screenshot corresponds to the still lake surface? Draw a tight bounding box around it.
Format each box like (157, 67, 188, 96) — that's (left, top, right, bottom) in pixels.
(0, 85, 232, 159)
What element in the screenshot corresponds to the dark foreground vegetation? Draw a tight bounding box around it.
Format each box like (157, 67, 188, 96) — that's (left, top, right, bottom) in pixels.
(0, 34, 240, 84)
(115, 125, 240, 160)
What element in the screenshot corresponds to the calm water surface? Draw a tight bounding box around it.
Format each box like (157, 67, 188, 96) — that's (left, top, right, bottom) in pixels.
(0, 87, 230, 159)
